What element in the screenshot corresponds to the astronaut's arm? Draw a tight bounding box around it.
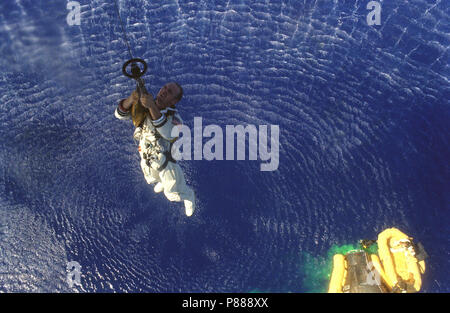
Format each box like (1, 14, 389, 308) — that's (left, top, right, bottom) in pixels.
(152, 115, 178, 142)
(114, 99, 132, 120)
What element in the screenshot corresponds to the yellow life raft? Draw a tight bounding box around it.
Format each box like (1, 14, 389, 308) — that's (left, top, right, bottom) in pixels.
(328, 228, 427, 293)
(377, 227, 426, 292)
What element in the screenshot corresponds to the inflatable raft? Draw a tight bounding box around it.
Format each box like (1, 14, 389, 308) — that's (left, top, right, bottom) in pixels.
(328, 228, 428, 293)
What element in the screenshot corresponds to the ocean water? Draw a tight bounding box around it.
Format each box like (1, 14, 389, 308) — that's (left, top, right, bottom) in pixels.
(0, 0, 448, 292)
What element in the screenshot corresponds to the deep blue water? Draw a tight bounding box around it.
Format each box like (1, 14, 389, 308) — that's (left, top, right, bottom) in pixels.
(0, 0, 448, 292)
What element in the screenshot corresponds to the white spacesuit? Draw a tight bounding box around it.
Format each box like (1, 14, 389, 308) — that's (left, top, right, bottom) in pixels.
(115, 100, 196, 216)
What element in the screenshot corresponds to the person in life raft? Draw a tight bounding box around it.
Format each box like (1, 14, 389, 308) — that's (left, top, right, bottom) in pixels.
(115, 82, 195, 216)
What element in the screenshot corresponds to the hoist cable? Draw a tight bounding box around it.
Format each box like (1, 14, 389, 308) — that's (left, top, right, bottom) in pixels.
(113, 0, 134, 60)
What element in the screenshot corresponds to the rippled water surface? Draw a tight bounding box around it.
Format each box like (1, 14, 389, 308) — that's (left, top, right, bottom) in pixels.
(0, 0, 448, 292)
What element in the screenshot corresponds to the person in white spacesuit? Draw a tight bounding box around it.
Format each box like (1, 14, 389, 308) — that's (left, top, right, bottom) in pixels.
(115, 82, 195, 216)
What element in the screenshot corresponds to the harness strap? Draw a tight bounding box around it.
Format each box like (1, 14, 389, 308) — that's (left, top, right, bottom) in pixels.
(157, 150, 177, 171)
(145, 142, 176, 171)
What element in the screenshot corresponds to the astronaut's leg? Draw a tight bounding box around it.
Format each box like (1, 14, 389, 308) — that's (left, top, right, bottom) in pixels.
(158, 162, 196, 216)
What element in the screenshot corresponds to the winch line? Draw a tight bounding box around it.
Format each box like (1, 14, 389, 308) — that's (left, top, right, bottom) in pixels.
(113, 0, 134, 60)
